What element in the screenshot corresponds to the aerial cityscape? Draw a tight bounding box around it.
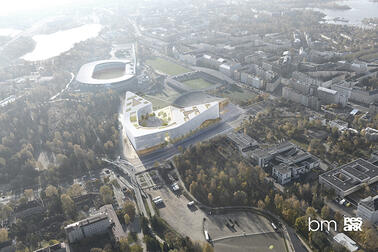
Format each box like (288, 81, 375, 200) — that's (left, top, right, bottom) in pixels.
(0, 0, 377, 251)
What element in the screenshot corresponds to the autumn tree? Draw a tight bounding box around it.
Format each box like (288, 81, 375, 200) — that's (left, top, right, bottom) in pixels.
(100, 185, 113, 204)
(61, 194, 75, 218)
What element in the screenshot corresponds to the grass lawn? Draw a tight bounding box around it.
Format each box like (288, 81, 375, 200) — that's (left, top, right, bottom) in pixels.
(220, 88, 257, 104)
(146, 57, 191, 76)
(182, 78, 213, 90)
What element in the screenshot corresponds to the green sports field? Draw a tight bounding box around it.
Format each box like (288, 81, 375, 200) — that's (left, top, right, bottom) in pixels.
(182, 78, 213, 90)
(146, 57, 191, 76)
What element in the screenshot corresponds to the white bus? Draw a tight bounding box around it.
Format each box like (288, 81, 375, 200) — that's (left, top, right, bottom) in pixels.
(187, 201, 195, 207)
(271, 222, 277, 231)
(152, 196, 161, 202)
(154, 198, 163, 205)
(204, 230, 210, 242)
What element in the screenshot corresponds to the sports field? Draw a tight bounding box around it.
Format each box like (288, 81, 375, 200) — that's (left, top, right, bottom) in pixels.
(146, 57, 191, 76)
(182, 78, 213, 90)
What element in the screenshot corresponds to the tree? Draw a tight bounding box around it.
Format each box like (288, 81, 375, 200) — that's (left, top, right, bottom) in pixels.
(295, 216, 309, 239)
(124, 214, 130, 225)
(24, 189, 33, 201)
(123, 201, 136, 221)
(309, 231, 329, 251)
(321, 205, 330, 220)
(90, 249, 103, 252)
(130, 244, 143, 252)
(60, 194, 75, 218)
(257, 200, 265, 209)
(0, 228, 8, 242)
(359, 225, 378, 251)
(67, 184, 83, 198)
(264, 195, 271, 209)
(144, 235, 160, 252)
(306, 207, 316, 218)
(1, 205, 13, 220)
(119, 237, 131, 252)
(45, 185, 58, 198)
(100, 185, 113, 204)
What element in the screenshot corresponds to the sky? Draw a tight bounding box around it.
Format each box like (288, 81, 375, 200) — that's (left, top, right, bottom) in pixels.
(0, 0, 86, 16)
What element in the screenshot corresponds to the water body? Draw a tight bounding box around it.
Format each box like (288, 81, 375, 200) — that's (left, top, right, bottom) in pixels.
(316, 0, 378, 25)
(22, 23, 102, 61)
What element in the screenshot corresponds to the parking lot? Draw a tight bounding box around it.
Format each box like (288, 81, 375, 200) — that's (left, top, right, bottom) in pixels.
(205, 212, 274, 240)
(214, 232, 286, 252)
(148, 185, 207, 241)
(205, 212, 287, 252)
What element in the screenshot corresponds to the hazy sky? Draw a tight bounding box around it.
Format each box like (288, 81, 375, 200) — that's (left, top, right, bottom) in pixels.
(0, 0, 83, 16)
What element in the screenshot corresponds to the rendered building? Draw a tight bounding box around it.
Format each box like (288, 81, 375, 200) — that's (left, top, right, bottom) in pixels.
(124, 92, 220, 154)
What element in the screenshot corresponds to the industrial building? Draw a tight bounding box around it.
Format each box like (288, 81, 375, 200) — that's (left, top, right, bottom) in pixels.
(123, 92, 220, 155)
(319, 159, 378, 197)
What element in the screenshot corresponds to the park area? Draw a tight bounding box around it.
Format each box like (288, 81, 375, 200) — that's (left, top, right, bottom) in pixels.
(146, 57, 191, 76)
(182, 78, 213, 90)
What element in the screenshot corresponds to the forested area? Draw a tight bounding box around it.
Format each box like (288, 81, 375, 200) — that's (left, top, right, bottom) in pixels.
(175, 137, 271, 207)
(0, 89, 121, 190)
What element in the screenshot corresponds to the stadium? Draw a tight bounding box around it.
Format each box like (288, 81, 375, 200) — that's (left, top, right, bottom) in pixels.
(75, 59, 137, 91)
(165, 68, 233, 92)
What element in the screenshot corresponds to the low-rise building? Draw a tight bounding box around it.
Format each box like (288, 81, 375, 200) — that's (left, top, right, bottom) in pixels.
(252, 142, 319, 185)
(65, 213, 111, 243)
(319, 159, 378, 197)
(333, 233, 358, 252)
(64, 204, 125, 243)
(328, 119, 348, 132)
(357, 195, 378, 224)
(227, 132, 258, 152)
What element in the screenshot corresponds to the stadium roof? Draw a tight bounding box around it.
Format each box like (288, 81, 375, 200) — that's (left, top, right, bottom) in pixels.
(76, 59, 135, 85)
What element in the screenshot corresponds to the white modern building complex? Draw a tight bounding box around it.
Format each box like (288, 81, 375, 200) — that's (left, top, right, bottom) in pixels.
(123, 92, 220, 154)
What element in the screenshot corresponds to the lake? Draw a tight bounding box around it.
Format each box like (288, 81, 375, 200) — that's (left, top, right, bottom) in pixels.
(316, 0, 378, 25)
(22, 23, 102, 61)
